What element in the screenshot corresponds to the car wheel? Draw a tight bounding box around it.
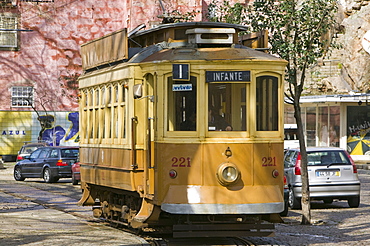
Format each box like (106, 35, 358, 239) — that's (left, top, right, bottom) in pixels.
(43, 168, 56, 183)
(288, 187, 301, 209)
(348, 196, 360, 208)
(14, 166, 25, 181)
(280, 200, 289, 217)
(72, 174, 78, 185)
(323, 198, 333, 204)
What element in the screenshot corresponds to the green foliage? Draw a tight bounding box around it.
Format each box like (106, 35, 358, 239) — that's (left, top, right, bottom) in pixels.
(207, 0, 248, 24)
(248, 0, 337, 91)
(171, 9, 200, 22)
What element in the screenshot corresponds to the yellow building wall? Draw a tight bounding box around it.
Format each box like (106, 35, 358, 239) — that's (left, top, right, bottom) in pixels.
(0, 111, 32, 156)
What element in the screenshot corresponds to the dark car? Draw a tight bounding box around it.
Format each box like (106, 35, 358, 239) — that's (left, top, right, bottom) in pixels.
(280, 175, 289, 217)
(71, 158, 80, 185)
(14, 146, 79, 183)
(16, 142, 48, 161)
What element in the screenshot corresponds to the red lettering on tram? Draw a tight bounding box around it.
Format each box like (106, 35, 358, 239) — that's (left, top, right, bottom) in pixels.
(172, 157, 191, 167)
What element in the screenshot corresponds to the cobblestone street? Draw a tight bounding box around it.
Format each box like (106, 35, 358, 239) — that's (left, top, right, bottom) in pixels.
(1, 162, 370, 245)
(0, 163, 148, 246)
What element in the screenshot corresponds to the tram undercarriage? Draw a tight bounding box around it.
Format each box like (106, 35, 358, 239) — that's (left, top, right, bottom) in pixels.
(79, 183, 278, 238)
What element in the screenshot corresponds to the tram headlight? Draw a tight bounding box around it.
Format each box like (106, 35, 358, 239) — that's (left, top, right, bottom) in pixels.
(216, 162, 240, 186)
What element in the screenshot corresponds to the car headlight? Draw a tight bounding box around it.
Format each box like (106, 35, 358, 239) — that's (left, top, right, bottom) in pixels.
(216, 162, 240, 186)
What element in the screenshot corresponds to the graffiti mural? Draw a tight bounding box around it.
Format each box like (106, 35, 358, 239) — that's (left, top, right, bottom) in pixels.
(37, 112, 79, 146)
(0, 111, 79, 157)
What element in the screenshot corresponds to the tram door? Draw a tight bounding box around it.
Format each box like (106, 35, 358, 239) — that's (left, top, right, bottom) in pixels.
(145, 74, 155, 195)
(167, 76, 197, 131)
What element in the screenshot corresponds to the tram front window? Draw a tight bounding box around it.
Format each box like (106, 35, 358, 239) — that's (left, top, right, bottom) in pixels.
(208, 83, 246, 131)
(167, 76, 197, 131)
(256, 76, 278, 131)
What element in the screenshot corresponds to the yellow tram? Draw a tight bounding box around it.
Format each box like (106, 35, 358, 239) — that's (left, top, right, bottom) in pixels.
(78, 22, 287, 237)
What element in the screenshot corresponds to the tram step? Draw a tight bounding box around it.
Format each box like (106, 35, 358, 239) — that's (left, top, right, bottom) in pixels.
(172, 223, 275, 238)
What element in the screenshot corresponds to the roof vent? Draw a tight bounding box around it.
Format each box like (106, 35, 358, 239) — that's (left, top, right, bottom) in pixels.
(185, 28, 235, 44)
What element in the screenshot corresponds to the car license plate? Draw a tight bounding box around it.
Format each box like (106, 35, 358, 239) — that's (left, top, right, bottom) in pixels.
(316, 171, 340, 177)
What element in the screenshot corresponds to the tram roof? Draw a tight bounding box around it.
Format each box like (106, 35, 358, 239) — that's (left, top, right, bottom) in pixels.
(129, 22, 249, 38)
(141, 46, 286, 63)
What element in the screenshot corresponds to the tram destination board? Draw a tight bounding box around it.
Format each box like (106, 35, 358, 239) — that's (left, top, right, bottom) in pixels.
(206, 71, 250, 82)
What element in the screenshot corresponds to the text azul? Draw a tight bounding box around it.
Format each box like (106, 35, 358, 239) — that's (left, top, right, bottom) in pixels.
(2, 130, 26, 135)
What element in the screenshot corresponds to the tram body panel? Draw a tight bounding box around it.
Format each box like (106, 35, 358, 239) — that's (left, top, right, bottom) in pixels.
(155, 142, 284, 214)
(79, 147, 145, 192)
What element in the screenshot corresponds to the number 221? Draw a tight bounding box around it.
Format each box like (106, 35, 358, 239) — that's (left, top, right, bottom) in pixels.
(262, 157, 276, 166)
(172, 157, 191, 167)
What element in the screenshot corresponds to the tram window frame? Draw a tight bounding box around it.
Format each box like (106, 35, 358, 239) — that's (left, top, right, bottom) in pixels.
(256, 75, 279, 132)
(207, 82, 248, 133)
(81, 82, 127, 145)
(166, 75, 197, 134)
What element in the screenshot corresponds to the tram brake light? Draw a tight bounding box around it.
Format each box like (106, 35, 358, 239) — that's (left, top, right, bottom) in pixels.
(56, 159, 68, 166)
(272, 169, 279, 178)
(169, 169, 177, 179)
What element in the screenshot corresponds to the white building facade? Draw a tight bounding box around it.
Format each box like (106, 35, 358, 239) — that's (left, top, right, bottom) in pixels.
(285, 93, 370, 163)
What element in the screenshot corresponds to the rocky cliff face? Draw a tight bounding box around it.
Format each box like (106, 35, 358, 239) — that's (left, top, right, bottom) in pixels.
(304, 1, 370, 95)
(341, 3, 370, 92)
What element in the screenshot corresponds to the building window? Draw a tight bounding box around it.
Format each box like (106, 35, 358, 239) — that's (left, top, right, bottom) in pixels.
(0, 13, 18, 50)
(11, 86, 33, 107)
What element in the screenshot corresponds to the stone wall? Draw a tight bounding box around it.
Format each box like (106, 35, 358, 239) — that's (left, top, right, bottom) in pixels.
(304, 1, 370, 95)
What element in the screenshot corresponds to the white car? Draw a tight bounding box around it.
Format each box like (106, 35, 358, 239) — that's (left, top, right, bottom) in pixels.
(284, 147, 360, 209)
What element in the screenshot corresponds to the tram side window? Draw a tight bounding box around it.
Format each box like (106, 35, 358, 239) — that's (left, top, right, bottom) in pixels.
(256, 76, 278, 131)
(167, 76, 197, 131)
(208, 83, 246, 131)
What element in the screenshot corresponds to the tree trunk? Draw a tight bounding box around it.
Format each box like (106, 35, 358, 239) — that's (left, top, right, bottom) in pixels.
(294, 100, 311, 225)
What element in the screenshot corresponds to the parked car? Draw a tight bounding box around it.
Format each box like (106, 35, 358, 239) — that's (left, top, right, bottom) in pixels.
(14, 146, 79, 183)
(71, 158, 80, 185)
(284, 147, 360, 209)
(280, 175, 289, 217)
(16, 142, 47, 161)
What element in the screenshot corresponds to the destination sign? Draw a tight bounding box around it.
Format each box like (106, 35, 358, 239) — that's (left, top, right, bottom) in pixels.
(206, 71, 250, 82)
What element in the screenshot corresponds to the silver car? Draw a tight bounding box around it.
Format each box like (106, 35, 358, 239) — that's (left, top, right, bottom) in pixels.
(284, 147, 360, 209)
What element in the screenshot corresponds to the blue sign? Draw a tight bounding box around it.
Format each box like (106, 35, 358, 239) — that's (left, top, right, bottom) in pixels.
(172, 84, 193, 91)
